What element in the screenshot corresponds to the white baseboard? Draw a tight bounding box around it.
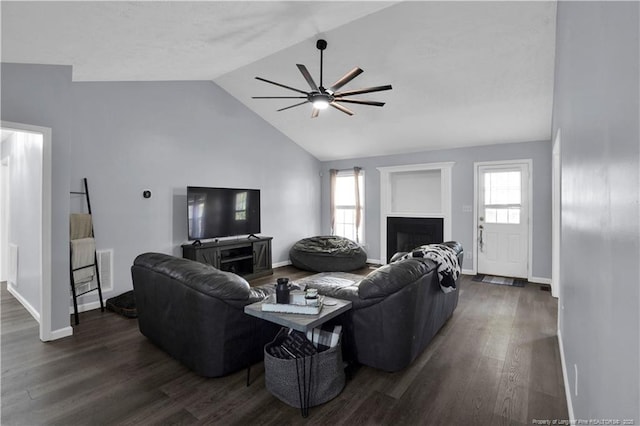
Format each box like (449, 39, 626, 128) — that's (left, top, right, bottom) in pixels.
(70, 300, 105, 314)
(273, 260, 291, 268)
(366, 258, 382, 265)
(462, 271, 551, 285)
(5, 284, 75, 341)
(46, 326, 73, 341)
(529, 276, 552, 285)
(557, 329, 575, 422)
(7, 283, 40, 323)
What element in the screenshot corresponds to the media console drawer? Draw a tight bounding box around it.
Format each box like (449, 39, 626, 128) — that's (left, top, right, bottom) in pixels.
(182, 236, 273, 280)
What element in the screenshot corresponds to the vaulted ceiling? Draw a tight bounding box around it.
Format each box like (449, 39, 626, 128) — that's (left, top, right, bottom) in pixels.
(1, 1, 557, 161)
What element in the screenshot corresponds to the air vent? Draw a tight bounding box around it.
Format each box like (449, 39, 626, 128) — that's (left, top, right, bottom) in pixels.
(74, 249, 113, 295)
(96, 249, 113, 292)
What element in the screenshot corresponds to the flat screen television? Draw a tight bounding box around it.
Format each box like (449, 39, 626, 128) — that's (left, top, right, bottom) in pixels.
(187, 186, 261, 240)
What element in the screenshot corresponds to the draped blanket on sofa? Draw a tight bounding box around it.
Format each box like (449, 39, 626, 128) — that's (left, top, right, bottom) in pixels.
(394, 244, 461, 293)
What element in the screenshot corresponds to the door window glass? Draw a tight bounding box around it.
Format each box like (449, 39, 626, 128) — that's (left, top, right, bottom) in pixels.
(484, 171, 521, 224)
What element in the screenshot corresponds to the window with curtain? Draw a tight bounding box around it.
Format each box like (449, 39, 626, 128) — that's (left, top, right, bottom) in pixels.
(331, 168, 364, 243)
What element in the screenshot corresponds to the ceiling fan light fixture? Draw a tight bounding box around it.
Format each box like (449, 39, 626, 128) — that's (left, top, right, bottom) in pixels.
(309, 92, 331, 110)
(312, 99, 330, 110)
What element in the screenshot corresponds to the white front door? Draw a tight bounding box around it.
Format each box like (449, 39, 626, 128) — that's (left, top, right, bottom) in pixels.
(477, 162, 529, 278)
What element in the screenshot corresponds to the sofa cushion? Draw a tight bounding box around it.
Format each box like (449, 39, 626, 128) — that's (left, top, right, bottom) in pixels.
(248, 285, 276, 303)
(133, 253, 252, 301)
(296, 272, 360, 301)
(358, 258, 436, 299)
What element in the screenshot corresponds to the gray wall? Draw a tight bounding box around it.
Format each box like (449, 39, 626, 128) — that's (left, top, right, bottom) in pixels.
(320, 140, 552, 279)
(2, 131, 43, 314)
(2, 63, 322, 334)
(553, 1, 639, 421)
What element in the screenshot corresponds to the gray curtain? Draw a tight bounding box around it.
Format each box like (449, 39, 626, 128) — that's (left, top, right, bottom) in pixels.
(353, 167, 362, 243)
(329, 169, 338, 234)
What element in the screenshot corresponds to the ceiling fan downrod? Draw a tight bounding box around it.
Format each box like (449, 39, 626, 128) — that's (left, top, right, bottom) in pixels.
(317, 39, 327, 90)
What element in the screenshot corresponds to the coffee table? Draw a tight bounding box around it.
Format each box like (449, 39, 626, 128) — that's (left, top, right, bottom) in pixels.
(244, 296, 352, 417)
(244, 296, 351, 333)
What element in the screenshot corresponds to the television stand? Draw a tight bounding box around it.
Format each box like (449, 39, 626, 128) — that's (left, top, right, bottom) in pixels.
(181, 236, 273, 280)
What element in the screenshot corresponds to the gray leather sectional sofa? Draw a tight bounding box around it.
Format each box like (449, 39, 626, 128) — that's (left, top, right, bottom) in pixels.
(131, 241, 462, 376)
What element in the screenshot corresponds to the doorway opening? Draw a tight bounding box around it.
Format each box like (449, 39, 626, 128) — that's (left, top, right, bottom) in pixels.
(1, 121, 53, 341)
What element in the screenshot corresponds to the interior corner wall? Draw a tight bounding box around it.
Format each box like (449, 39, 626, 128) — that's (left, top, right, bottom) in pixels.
(552, 1, 639, 421)
(1, 63, 321, 328)
(1, 64, 73, 336)
(320, 139, 552, 279)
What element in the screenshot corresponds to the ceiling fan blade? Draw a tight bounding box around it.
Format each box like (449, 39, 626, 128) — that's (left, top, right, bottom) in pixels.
(333, 98, 386, 107)
(329, 67, 364, 92)
(334, 84, 393, 97)
(330, 102, 355, 116)
(252, 96, 307, 99)
(296, 64, 319, 92)
(277, 100, 309, 112)
(311, 108, 320, 118)
(255, 76, 309, 95)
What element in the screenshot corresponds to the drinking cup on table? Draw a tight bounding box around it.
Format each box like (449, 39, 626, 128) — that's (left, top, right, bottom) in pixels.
(276, 278, 290, 304)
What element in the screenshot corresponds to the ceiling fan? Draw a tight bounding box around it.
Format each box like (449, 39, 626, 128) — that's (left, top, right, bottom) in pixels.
(252, 39, 392, 118)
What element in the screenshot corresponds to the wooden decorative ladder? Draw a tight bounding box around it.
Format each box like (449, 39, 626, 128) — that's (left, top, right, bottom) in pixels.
(69, 178, 104, 325)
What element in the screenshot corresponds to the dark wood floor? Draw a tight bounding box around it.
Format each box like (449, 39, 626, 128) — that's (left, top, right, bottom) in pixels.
(1, 267, 567, 425)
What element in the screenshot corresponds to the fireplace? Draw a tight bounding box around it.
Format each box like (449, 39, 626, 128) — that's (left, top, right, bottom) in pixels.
(386, 217, 444, 262)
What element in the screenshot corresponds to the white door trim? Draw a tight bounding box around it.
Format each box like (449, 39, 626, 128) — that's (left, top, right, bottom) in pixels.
(1, 121, 56, 342)
(473, 159, 533, 280)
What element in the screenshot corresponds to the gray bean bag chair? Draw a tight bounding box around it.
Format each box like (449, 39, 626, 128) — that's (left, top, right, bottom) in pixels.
(289, 236, 368, 272)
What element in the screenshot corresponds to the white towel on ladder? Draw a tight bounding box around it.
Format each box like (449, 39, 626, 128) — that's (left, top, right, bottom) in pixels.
(71, 237, 95, 285)
(70, 213, 93, 240)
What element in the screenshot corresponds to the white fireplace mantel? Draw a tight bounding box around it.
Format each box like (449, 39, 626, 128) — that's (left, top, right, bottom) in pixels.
(378, 162, 454, 264)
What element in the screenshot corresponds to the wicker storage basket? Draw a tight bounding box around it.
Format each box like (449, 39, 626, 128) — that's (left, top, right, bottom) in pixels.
(264, 329, 345, 409)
